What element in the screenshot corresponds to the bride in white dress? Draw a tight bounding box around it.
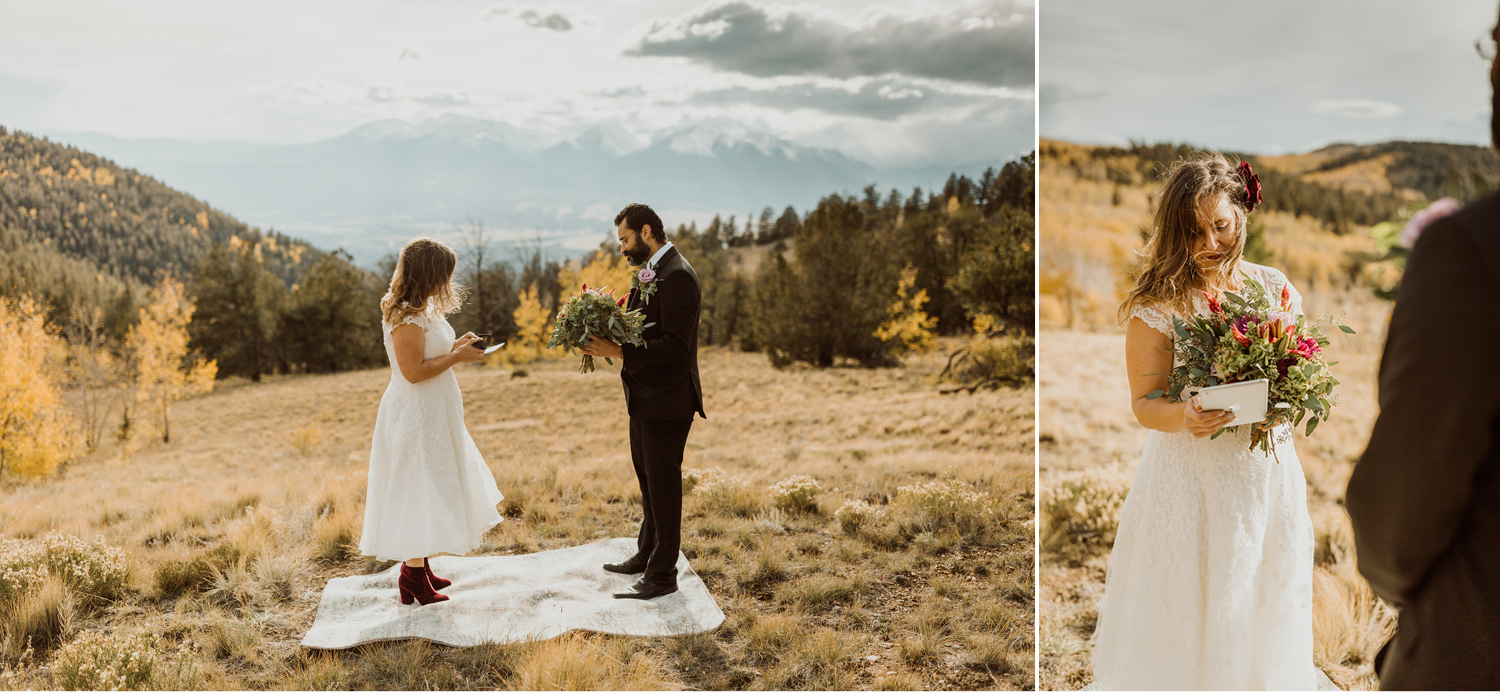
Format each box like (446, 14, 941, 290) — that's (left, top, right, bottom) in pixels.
(360, 237, 504, 606)
(1090, 154, 1322, 690)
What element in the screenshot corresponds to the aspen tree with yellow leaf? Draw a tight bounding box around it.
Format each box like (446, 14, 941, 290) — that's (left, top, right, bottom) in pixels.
(557, 245, 635, 300)
(508, 284, 554, 365)
(128, 279, 216, 443)
(874, 265, 940, 356)
(0, 296, 83, 482)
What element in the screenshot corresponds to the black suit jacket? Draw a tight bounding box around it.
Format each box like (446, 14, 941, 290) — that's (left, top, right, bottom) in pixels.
(1347, 191, 1500, 690)
(620, 246, 706, 421)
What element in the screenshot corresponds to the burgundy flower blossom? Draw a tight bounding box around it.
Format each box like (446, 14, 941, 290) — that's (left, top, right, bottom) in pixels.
(1277, 357, 1296, 379)
(1239, 161, 1262, 213)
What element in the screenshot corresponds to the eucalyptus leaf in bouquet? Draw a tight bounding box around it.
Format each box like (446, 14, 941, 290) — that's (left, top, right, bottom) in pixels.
(546, 283, 655, 373)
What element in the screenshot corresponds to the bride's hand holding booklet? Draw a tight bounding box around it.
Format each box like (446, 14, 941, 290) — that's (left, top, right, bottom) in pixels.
(1147, 278, 1356, 456)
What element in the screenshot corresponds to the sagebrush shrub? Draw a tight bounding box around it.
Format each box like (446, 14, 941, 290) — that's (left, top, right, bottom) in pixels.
(52, 629, 161, 691)
(894, 479, 994, 538)
(768, 475, 822, 513)
(1041, 469, 1130, 554)
(686, 468, 761, 517)
(0, 534, 127, 608)
(0, 539, 51, 605)
(38, 534, 128, 602)
(833, 499, 885, 535)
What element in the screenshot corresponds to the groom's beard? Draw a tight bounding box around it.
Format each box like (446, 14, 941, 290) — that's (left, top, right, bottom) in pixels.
(624, 244, 651, 266)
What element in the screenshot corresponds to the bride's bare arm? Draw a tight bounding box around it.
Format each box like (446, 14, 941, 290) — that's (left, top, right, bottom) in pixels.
(1126, 317, 1234, 436)
(392, 323, 484, 384)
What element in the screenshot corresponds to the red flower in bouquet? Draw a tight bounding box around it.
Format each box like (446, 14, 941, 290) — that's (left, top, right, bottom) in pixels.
(1289, 335, 1321, 359)
(1280, 285, 1292, 311)
(1204, 291, 1224, 315)
(1231, 323, 1251, 346)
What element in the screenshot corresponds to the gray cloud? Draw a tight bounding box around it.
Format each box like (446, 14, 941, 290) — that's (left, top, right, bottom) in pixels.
(519, 9, 571, 32)
(691, 78, 992, 120)
(478, 2, 575, 32)
(1312, 99, 1402, 120)
(626, 1, 1033, 88)
(1041, 0, 1492, 152)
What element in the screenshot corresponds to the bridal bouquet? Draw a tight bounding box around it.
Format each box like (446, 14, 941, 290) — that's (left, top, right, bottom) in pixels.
(1148, 279, 1355, 455)
(547, 283, 653, 373)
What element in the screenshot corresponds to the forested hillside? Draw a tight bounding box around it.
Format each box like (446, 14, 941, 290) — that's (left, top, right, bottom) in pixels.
(0, 126, 320, 336)
(1046, 139, 1500, 235)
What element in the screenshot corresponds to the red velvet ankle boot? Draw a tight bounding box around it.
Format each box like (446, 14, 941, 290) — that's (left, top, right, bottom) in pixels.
(398, 563, 449, 605)
(423, 561, 451, 590)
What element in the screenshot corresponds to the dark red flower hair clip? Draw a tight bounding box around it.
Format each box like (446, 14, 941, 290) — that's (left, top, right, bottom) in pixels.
(1238, 161, 1262, 213)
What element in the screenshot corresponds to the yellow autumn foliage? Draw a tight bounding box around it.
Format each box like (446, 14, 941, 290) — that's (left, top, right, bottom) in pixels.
(507, 284, 555, 365)
(558, 248, 634, 300)
(0, 296, 83, 482)
(874, 266, 940, 356)
(128, 279, 216, 443)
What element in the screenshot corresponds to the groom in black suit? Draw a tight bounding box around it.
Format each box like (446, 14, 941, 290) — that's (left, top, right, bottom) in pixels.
(583, 203, 705, 600)
(1346, 11, 1500, 689)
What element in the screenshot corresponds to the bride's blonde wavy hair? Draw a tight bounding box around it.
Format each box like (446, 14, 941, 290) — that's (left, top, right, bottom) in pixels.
(1119, 151, 1254, 322)
(380, 238, 468, 327)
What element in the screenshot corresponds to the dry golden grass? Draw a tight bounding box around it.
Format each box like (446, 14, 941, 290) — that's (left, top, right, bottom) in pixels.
(0, 344, 1032, 690)
(1038, 286, 1396, 690)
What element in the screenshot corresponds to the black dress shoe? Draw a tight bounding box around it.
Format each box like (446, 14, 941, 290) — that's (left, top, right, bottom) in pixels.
(612, 578, 678, 600)
(602, 557, 648, 575)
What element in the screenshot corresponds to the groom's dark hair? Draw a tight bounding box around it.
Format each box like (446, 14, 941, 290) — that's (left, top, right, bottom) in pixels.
(616, 203, 666, 242)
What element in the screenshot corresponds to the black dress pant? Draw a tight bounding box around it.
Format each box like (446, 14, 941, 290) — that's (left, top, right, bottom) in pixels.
(628, 416, 693, 585)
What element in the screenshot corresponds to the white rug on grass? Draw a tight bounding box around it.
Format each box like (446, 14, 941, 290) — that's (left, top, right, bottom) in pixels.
(300, 538, 724, 649)
(1080, 668, 1340, 691)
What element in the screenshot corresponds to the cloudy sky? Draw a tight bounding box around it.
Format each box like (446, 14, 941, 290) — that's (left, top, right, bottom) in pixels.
(0, 0, 1035, 169)
(1042, 0, 1497, 153)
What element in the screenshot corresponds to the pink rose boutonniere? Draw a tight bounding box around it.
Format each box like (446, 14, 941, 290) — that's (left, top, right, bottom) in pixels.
(1399, 197, 1461, 249)
(631, 265, 661, 305)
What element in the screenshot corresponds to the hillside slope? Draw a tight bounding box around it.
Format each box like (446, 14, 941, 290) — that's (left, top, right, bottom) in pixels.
(0, 126, 321, 324)
(1038, 138, 1499, 328)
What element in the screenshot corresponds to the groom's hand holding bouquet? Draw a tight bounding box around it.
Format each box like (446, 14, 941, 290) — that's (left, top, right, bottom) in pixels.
(548, 283, 654, 373)
(1148, 278, 1355, 455)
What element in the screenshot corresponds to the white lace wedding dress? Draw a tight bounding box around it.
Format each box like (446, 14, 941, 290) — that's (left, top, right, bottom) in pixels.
(1090, 263, 1326, 691)
(359, 306, 504, 563)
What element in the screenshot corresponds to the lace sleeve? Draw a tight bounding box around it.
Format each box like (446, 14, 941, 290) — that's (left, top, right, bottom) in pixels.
(383, 309, 431, 334)
(1129, 304, 1175, 337)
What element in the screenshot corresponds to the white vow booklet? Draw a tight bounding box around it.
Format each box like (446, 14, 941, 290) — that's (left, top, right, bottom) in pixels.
(483, 342, 506, 355)
(1187, 378, 1270, 426)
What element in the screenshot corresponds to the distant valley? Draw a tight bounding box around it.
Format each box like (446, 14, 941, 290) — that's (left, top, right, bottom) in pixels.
(44, 116, 1002, 267)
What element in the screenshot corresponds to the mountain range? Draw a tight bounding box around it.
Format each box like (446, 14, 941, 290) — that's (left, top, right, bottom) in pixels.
(45, 116, 1002, 266)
